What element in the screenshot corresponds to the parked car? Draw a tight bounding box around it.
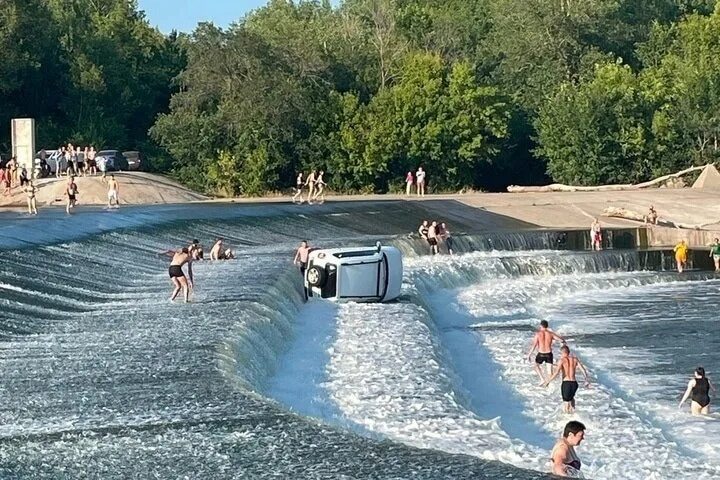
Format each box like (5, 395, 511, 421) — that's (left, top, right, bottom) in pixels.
(97, 150, 129, 171)
(122, 151, 143, 171)
(43, 150, 86, 176)
(304, 243, 403, 302)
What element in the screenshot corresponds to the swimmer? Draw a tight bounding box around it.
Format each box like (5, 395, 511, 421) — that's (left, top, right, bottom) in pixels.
(189, 239, 204, 260)
(679, 366, 716, 415)
(673, 239, 688, 273)
(223, 248, 235, 260)
(168, 247, 194, 303)
(210, 238, 224, 260)
(293, 240, 311, 276)
(709, 238, 720, 273)
(550, 421, 586, 477)
(417, 220, 429, 240)
(543, 345, 591, 413)
(526, 320, 566, 384)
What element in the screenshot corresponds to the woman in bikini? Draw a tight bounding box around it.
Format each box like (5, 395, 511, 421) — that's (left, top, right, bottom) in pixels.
(679, 366, 716, 415)
(551, 421, 586, 477)
(25, 180, 38, 215)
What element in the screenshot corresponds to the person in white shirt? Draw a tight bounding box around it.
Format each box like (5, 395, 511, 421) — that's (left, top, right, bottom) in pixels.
(416, 167, 426, 196)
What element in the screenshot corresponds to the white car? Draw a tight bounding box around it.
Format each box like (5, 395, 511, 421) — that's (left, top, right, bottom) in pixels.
(304, 243, 403, 302)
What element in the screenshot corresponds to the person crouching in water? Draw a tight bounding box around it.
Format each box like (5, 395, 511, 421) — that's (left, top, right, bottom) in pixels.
(551, 421, 586, 477)
(543, 345, 591, 413)
(679, 366, 716, 415)
(168, 247, 194, 303)
(674, 239, 689, 273)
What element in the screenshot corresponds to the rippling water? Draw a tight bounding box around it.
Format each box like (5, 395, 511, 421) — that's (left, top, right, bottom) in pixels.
(1, 203, 717, 479)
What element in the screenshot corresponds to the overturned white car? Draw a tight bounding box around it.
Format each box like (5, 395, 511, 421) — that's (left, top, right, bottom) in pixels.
(304, 243, 403, 302)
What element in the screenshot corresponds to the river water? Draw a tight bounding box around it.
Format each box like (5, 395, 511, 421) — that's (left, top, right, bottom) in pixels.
(0, 203, 717, 479)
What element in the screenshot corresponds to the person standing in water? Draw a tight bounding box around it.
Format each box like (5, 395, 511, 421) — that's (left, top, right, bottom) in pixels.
(550, 421, 586, 477)
(168, 247, 194, 303)
(679, 366, 716, 415)
(25, 180, 38, 215)
(439, 222, 454, 255)
(527, 320, 566, 384)
(674, 239, 689, 273)
(709, 238, 720, 273)
(210, 238, 225, 260)
(293, 240, 312, 276)
(66, 176, 78, 214)
(107, 174, 120, 208)
(305, 170, 317, 204)
(590, 218, 602, 251)
(543, 345, 591, 413)
(427, 221, 439, 255)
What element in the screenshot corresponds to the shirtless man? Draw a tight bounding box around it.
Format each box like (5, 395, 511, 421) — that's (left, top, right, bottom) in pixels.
(107, 174, 119, 208)
(305, 170, 317, 204)
(550, 421, 586, 477)
(210, 238, 225, 260)
(527, 320, 566, 384)
(66, 176, 78, 214)
(293, 240, 311, 276)
(168, 247, 194, 303)
(427, 221, 439, 255)
(543, 345, 591, 413)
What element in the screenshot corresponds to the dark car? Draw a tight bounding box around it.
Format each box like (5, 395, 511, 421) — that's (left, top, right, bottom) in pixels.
(97, 150, 129, 172)
(122, 151, 143, 171)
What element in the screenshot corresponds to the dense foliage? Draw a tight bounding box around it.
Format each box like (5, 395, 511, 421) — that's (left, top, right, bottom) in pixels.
(5, 0, 720, 193)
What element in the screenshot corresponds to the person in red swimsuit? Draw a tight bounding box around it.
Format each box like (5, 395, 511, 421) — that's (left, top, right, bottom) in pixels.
(551, 421, 586, 477)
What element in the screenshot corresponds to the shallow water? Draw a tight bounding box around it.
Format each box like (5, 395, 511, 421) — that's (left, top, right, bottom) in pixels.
(0, 204, 716, 479)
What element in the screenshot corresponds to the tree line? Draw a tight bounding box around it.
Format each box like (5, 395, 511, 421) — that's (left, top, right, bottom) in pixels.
(4, 1, 720, 195)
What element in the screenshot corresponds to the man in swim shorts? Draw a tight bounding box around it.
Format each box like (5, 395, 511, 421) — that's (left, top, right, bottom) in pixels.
(66, 176, 78, 214)
(107, 174, 119, 208)
(710, 238, 720, 273)
(543, 345, 591, 413)
(551, 421, 586, 477)
(168, 247, 194, 303)
(527, 320, 566, 384)
(293, 240, 311, 276)
(427, 221, 439, 255)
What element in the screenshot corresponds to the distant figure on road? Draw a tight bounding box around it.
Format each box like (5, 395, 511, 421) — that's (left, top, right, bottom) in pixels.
(679, 366, 716, 415)
(590, 218, 602, 251)
(405, 171, 414, 196)
(293, 240, 311, 276)
(674, 239, 689, 273)
(305, 170, 317, 204)
(292, 172, 304, 204)
(313, 170, 326, 204)
(25, 180, 38, 215)
(710, 238, 720, 273)
(416, 167, 426, 196)
(107, 174, 120, 208)
(87, 146, 97, 176)
(65, 176, 78, 214)
(550, 421, 586, 477)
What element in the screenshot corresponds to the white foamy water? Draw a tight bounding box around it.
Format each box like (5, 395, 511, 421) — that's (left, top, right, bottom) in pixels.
(324, 300, 549, 470)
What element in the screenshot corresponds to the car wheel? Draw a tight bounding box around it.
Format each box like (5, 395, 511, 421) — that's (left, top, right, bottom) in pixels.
(306, 266, 326, 288)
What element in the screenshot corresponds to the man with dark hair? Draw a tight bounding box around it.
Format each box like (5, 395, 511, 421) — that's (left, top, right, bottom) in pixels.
(189, 239, 204, 260)
(551, 421, 586, 477)
(527, 320, 566, 384)
(543, 345, 591, 413)
(293, 240, 311, 276)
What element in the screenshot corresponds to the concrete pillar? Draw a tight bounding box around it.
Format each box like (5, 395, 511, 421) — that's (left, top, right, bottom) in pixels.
(11, 118, 36, 174)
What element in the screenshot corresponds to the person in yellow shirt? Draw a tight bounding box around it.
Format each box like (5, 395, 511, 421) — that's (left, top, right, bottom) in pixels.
(674, 239, 689, 273)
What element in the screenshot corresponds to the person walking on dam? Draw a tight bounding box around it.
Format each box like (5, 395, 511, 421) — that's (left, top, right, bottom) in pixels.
(527, 320, 566, 384)
(710, 238, 720, 272)
(543, 345, 591, 413)
(674, 239, 689, 273)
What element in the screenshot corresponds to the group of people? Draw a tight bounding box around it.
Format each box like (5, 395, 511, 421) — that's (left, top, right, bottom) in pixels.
(48, 144, 101, 178)
(61, 173, 120, 214)
(527, 319, 716, 477)
(292, 170, 326, 205)
(165, 238, 236, 303)
(405, 167, 427, 196)
(0, 157, 32, 194)
(417, 220, 454, 255)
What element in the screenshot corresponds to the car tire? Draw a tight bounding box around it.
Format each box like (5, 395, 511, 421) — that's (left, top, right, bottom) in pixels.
(306, 266, 326, 288)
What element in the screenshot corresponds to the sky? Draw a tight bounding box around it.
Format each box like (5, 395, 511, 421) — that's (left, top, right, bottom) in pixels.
(138, 0, 269, 33)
